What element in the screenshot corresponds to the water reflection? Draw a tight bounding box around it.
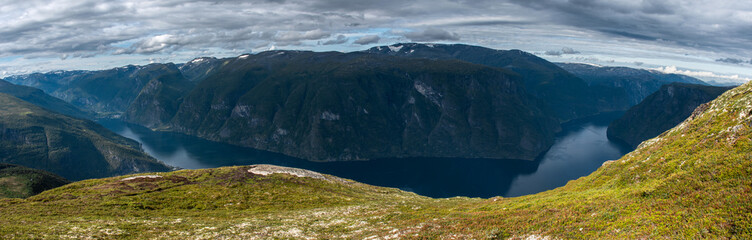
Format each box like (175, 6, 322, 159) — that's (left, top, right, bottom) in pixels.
(99, 113, 631, 198)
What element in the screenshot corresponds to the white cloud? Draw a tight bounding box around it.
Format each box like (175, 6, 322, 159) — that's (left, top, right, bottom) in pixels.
(274, 29, 331, 42)
(651, 66, 752, 84)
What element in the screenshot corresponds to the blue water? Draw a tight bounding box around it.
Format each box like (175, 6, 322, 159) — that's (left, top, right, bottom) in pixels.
(99, 113, 631, 198)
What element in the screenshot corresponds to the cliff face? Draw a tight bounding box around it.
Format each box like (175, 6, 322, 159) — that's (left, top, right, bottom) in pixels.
(0, 93, 171, 180)
(607, 83, 731, 148)
(166, 52, 559, 161)
(122, 64, 194, 128)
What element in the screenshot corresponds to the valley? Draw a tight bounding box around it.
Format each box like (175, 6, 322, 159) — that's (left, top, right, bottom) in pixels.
(0, 42, 747, 239)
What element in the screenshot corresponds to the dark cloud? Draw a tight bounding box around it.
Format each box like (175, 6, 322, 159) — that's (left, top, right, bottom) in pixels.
(561, 47, 580, 54)
(508, 0, 752, 53)
(716, 58, 745, 64)
(402, 28, 460, 42)
(322, 35, 348, 45)
(544, 47, 579, 56)
(353, 35, 380, 45)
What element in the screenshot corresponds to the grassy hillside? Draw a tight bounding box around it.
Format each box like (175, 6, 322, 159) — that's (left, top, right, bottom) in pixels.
(0, 93, 171, 180)
(0, 163, 69, 198)
(0, 79, 91, 119)
(2, 81, 752, 238)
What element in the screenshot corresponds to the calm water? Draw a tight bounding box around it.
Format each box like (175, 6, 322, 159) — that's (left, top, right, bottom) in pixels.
(99, 113, 631, 198)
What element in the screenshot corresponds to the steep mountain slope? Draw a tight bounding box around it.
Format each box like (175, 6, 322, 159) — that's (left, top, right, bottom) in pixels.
(608, 83, 731, 148)
(166, 51, 559, 161)
(558, 63, 708, 106)
(0, 79, 91, 119)
(365, 43, 623, 121)
(0, 93, 171, 180)
(178, 57, 223, 82)
(122, 65, 196, 128)
(3, 76, 752, 240)
(0, 163, 69, 198)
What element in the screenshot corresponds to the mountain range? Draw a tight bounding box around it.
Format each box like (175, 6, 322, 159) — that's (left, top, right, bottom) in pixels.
(2, 43, 710, 162)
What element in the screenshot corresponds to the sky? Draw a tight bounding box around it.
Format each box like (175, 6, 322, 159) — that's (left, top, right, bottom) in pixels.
(1, 0, 751, 84)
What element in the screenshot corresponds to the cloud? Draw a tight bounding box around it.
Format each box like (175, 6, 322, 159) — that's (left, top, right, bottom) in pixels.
(0, 0, 750, 81)
(651, 65, 752, 84)
(544, 47, 579, 56)
(353, 35, 380, 45)
(508, 0, 752, 54)
(716, 58, 745, 64)
(322, 35, 348, 45)
(561, 47, 580, 54)
(274, 29, 331, 42)
(401, 28, 460, 42)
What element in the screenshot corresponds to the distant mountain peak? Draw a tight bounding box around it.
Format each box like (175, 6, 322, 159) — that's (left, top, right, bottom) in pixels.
(188, 57, 217, 64)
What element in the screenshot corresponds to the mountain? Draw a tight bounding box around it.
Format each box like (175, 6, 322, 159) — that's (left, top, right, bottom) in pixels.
(608, 83, 731, 148)
(3, 77, 752, 239)
(177, 57, 223, 82)
(3, 47, 565, 162)
(364, 43, 627, 121)
(0, 163, 69, 198)
(162, 51, 559, 161)
(0, 79, 91, 119)
(4, 64, 189, 117)
(0, 93, 171, 180)
(122, 65, 195, 128)
(557, 63, 708, 106)
(2, 70, 89, 94)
